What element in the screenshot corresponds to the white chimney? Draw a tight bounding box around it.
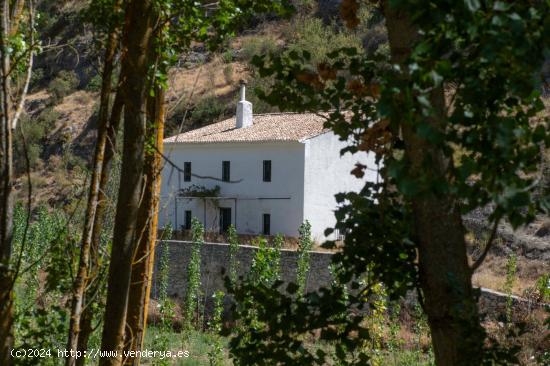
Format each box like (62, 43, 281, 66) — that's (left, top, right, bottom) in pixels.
(236, 81, 253, 128)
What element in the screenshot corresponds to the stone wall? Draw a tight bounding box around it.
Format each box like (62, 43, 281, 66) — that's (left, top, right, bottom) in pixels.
(152, 241, 546, 319)
(151, 240, 333, 311)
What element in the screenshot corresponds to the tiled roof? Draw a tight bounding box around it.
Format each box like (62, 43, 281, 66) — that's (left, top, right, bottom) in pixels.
(164, 113, 329, 143)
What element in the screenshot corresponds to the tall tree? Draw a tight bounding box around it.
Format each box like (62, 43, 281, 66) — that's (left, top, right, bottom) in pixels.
(382, 3, 483, 362)
(99, 0, 157, 364)
(66, 2, 123, 364)
(124, 88, 165, 366)
(0, 1, 36, 364)
(76, 89, 124, 366)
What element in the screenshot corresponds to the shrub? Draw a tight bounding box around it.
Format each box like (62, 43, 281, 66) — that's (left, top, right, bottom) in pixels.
(48, 70, 80, 102)
(221, 50, 234, 63)
(284, 17, 363, 65)
(535, 273, 550, 302)
(239, 35, 280, 62)
(29, 67, 45, 91)
(190, 96, 226, 126)
(244, 77, 279, 114)
(184, 218, 204, 331)
(227, 225, 239, 286)
(296, 220, 312, 296)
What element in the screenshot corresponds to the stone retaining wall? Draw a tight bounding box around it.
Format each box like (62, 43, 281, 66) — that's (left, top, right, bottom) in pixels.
(152, 241, 547, 319)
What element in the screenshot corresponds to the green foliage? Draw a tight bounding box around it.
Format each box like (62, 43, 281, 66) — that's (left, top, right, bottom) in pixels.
(29, 68, 45, 91)
(284, 17, 363, 65)
(152, 224, 175, 366)
(221, 50, 234, 63)
(85, 74, 103, 92)
(227, 225, 240, 286)
(296, 221, 312, 296)
(227, 235, 284, 354)
(180, 184, 221, 198)
(48, 70, 80, 102)
(535, 273, 550, 303)
(504, 254, 517, 324)
(190, 96, 227, 126)
(239, 35, 281, 62)
(11, 205, 78, 365)
(185, 218, 205, 331)
(14, 107, 61, 173)
(249, 236, 281, 287)
(207, 291, 226, 366)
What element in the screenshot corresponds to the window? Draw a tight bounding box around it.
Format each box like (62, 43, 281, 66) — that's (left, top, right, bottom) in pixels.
(222, 161, 230, 182)
(184, 210, 192, 230)
(220, 207, 232, 233)
(262, 214, 271, 236)
(263, 160, 271, 182)
(184, 162, 191, 182)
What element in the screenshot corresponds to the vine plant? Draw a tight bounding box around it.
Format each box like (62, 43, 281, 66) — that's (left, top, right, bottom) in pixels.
(184, 218, 204, 332)
(296, 221, 312, 297)
(227, 224, 239, 286)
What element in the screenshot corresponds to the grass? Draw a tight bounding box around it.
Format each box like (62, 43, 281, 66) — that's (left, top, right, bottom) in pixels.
(142, 327, 231, 366)
(141, 325, 434, 366)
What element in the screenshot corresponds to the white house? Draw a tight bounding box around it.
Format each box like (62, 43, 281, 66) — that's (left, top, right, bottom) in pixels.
(158, 85, 379, 241)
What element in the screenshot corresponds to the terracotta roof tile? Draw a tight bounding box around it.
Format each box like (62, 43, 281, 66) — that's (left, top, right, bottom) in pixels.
(164, 113, 329, 143)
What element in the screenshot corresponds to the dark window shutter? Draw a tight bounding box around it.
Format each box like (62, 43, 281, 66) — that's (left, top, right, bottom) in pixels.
(263, 160, 271, 182)
(184, 162, 191, 182)
(222, 161, 230, 182)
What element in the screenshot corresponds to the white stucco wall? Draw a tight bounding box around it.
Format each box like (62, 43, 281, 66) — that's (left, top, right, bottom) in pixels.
(303, 132, 378, 242)
(158, 141, 306, 237)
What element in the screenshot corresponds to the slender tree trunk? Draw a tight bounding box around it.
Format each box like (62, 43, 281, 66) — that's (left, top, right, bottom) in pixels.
(383, 3, 484, 365)
(0, 1, 14, 364)
(76, 90, 124, 366)
(66, 13, 122, 364)
(99, 1, 156, 364)
(124, 88, 165, 366)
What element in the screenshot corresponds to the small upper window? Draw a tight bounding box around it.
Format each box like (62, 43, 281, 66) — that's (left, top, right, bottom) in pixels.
(222, 161, 230, 182)
(184, 162, 191, 182)
(263, 160, 271, 182)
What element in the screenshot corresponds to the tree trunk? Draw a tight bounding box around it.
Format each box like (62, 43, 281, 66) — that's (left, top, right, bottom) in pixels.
(0, 0, 14, 363)
(124, 88, 165, 366)
(99, 0, 156, 364)
(76, 89, 124, 366)
(66, 10, 121, 364)
(383, 3, 485, 365)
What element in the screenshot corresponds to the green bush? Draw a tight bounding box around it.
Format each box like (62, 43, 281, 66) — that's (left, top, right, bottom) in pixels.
(284, 17, 363, 65)
(14, 107, 60, 173)
(29, 68, 45, 91)
(48, 70, 80, 102)
(37, 107, 60, 131)
(190, 96, 227, 126)
(221, 50, 234, 63)
(239, 35, 280, 62)
(85, 74, 102, 92)
(244, 78, 279, 114)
